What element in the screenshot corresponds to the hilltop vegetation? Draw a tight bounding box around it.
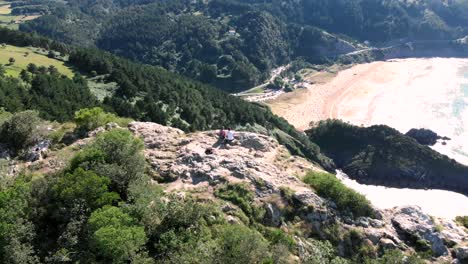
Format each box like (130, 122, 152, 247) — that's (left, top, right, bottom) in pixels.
(19, 0, 468, 91)
(307, 119, 468, 195)
(0, 28, 334, 168)
(303, 171, 374, 218)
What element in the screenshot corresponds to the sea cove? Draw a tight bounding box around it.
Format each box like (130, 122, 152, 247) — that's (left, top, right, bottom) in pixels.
(270, 58, 468, 166)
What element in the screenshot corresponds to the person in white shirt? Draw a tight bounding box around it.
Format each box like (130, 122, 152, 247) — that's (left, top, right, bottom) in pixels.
(224, 128, 235, 144)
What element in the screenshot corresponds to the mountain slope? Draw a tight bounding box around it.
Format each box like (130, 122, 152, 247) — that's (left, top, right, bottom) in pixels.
(0, 28, 334, 169)
(19, 0, 468, 91)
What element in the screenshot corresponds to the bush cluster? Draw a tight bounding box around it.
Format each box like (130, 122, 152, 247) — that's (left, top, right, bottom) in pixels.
(303, 171, 374, 218)
(455, 216, 468, 228)
(74, 107, 132, 131)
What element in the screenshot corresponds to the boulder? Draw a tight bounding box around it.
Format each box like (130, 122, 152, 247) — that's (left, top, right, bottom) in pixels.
(23, 140, 50, 162)
(369, 219, 385, 228)
(226, 215, 240, 224)
(356, 217, 370, 228)
(87, 126, 106, 137)
(391, 206, 448, 257)
(264, 203, 282, 227)
(0, 143, 11, 160)
(380, 238, 397, 250)
(238, 133, 274, 151)
(128, 121, 326, 209)
(455, 247, 468, 261)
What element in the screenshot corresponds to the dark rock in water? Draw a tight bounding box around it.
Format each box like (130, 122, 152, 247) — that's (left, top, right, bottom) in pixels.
(442, 141, 447, 146)
(405, 128, 440, 146)
(405, 128, 451, 146)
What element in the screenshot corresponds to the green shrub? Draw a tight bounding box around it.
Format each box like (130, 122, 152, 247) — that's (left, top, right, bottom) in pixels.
(0, 108, 12, 128)
(215, 183, 255, 217)
(303, 171, 374, 218)
(53, 168, 120, 210)
(214, 224, 270, 264)
(279, 186, 295, 203)
(88, 206, 148, 263)
(0, 178, 39, 263)
(46, 122, 76, 145)
(322, 223, 343, 245)
(362, 249, 425, 264)
(141, 196, 224, 259)
(342, 229, 377, 261)
(260, 226, 295, 249)
(455, 216, 468, 228)
(74, 107, 132, 131)
(0, 110, 44, 151)
(69, 129, 146, 198)
(302, 238, 345, 264)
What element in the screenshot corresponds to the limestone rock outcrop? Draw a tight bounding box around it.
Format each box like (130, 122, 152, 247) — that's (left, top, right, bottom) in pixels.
(129, 121, 321, 198)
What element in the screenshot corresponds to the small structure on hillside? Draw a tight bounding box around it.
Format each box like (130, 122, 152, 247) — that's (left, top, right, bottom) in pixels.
(227, 29, 237, 36)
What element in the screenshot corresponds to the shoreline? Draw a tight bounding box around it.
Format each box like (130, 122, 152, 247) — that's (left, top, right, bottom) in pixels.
(337, 171, 468, 220)
(268, 58, 468, 165)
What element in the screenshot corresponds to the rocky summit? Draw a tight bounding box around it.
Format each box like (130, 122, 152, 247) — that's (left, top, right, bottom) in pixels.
(128, 121, 324, 203)
(128, 122, 468, 262)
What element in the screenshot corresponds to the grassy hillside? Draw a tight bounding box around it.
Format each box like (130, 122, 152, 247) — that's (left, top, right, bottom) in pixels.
(0, 44, 116, 99)
(18, 0, 468, 92)
(0, 1, 17, 29)
(0, 44, 73, 77)
(0, 28, 334, 169)
(0, 0, 40, 30)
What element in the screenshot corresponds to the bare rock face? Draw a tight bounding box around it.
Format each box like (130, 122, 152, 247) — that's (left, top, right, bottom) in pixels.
(23, 140, 51, 162)
(128, 121, 326, 204)
(0, 143, 11, 160)
(390, 206, 467, 257)
(455, 247, 468, 262)
(264, 203, 282, 227)
(380, 238, 398, 250)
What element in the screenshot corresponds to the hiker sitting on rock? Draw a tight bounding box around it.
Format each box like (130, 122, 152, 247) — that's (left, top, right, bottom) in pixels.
(219, 127, 227, 140)
(224, 128, 235, 145)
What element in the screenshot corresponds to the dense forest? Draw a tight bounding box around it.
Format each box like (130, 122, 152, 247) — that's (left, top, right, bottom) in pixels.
(19, 0, 468, 91)
(0, 27, 333, 169)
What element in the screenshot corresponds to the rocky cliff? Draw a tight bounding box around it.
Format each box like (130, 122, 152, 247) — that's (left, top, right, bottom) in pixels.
(5, 121, 466, 261)
(126, 121, 467, 262)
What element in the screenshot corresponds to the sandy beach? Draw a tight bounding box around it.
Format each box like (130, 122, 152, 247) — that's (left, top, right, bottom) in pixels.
(269, 58, 468, 165)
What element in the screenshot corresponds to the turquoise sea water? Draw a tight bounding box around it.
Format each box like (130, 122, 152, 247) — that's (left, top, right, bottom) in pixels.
(430, 66, 468, 164)
(450, 72, 468, 159)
